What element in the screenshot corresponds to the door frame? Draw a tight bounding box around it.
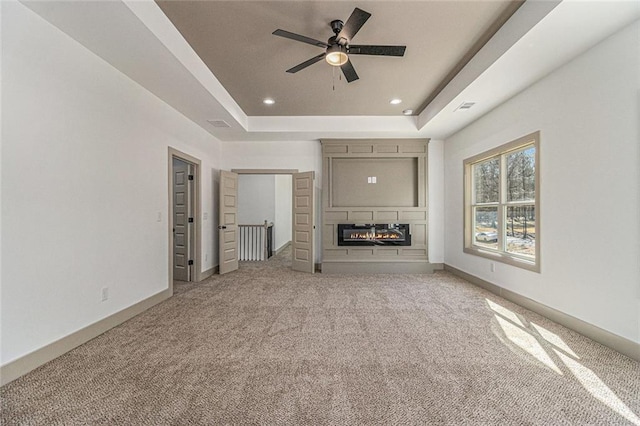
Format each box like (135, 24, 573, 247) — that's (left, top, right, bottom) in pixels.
(168, 147, 202, 292)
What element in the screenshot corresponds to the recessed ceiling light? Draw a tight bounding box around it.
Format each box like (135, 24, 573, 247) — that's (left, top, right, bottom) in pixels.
(402, 109, 413, 116)
(263, 98, 275, 105)
(389, 98, 402, 105)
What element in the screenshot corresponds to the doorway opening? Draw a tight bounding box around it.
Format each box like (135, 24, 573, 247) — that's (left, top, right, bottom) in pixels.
(168, 148, 201, 291)
(218, 169, 315, 275)
(237, 173, 293, 262)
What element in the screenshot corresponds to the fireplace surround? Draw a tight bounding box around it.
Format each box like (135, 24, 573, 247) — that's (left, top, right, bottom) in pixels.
(321, 138, 433, 274)
(338, 224, 411, 246)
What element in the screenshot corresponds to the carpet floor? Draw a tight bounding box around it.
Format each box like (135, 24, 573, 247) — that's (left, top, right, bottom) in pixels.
(2, 249, 639, 425)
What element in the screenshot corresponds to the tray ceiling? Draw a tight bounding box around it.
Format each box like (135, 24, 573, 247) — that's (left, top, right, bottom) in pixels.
(156, 1, 520, 117)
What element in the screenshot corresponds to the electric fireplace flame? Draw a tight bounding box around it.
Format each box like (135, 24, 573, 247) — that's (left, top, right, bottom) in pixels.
(338, 224, 411, 246)
(346, 231, 403, 241)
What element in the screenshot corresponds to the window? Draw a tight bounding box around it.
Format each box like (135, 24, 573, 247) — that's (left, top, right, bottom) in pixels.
(464, 132, 540, 272)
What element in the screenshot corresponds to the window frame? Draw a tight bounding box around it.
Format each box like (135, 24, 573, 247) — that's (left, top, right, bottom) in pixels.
(463, 131, 540, 272)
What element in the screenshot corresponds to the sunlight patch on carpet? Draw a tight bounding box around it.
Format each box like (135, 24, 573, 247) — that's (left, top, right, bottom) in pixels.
(486, 299, 525, 327)
(495, 315, 562, 375)
(555, 349, 640, 425)
(531, 322, 579, 359)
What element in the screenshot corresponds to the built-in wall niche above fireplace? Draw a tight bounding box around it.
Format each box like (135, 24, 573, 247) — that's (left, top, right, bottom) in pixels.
(331, 158, 418, 207)
(338, 224, 411, 246)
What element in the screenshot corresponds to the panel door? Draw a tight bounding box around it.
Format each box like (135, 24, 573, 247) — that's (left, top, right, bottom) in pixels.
(292, 171, 315, 273)
(218, 170, 239, 274)
(173, 158, 190, 281)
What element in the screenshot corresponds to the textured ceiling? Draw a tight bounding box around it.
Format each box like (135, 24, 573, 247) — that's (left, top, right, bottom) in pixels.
(156, 1, 519, 117)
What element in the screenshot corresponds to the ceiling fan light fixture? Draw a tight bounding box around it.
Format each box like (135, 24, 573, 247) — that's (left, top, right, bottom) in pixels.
(325, 45, 348, 66)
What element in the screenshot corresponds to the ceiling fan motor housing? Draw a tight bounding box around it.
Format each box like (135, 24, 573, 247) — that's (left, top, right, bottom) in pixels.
(330, 20, 348, 46)
(330, 20, 344, 35)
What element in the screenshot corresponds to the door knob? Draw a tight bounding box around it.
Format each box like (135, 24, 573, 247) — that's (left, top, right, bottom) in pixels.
(218, 225, 227, 229)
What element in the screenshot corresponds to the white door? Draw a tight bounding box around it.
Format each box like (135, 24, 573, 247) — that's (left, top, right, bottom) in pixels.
(292, 171, 315, 273)
(173, 158, 191, 281)
(218, 170, 239, 274)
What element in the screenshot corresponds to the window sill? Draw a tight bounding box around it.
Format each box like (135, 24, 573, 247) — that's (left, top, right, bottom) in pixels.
(463, 247, 540, 273)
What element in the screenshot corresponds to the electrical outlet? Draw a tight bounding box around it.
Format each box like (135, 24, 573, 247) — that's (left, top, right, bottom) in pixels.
(203, 212, 208, 220)
(101, 287, 109, 301)
(156, 212, 162, 222)
(490, 262, 495, 273)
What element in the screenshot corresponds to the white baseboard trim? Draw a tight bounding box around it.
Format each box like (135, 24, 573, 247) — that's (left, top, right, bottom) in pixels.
(444, 264, 640, 362)
(0, 288, 172, 386)
(276, 241, 291, 255)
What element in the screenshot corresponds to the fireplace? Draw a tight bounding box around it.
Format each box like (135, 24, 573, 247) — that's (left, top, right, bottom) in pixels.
(337, 224, 411, 246)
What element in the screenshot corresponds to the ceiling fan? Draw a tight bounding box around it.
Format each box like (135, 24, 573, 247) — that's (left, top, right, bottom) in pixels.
(272, 7, 406, 83)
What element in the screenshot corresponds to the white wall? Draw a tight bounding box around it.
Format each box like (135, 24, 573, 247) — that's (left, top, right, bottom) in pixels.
(221, 140, 322, 178)
(428, 140, 445, 264)
(443, 22, 639, 343)
(274, 175, 292, 251)
(1, 1, 221, 365)
(238, 175, 276, 224)
(0, 0, 4, 350)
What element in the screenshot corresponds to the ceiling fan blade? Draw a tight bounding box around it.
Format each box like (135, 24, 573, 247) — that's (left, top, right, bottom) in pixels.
(338, 7, 371, 41)
(273, 29, 328, 48)
(286, 53, 326, 73)
(340, 59, 359, 83)
(349, 45, 406, 57)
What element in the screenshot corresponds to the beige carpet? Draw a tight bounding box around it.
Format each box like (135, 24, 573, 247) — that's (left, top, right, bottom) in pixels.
(2, 249, 639, 425)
